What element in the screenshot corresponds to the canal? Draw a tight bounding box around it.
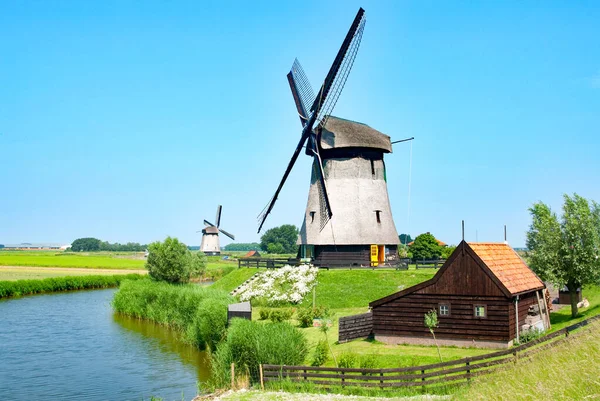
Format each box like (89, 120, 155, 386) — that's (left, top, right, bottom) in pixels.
(0, 288, 209, 401)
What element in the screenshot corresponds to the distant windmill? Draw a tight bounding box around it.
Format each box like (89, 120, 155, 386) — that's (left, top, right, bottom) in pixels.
(198, 205, 235, 256)
(258, 8, 404, 266)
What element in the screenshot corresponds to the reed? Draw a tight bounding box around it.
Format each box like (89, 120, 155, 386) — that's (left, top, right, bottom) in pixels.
(112, 278, 235, 349)
(0, 274, 144, 298)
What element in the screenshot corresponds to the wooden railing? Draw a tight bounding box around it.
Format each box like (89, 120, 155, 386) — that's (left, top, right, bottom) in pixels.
(238, 258, 299, 269)
(415, 259, 445, 269)
(262, 315, 599, 391)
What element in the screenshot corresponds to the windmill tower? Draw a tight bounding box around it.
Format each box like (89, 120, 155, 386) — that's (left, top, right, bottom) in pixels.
(258, 8, 403, 267)
(199, 205, 235, 256)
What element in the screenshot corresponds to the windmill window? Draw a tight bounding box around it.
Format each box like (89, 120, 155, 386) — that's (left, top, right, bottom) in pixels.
(370, 159, 375, 177)
(375, 210, 381, 224)
(310, 211, 316, 223)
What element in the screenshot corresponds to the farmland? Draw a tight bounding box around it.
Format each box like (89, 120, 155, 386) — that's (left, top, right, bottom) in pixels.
(0, 251, 146, 269)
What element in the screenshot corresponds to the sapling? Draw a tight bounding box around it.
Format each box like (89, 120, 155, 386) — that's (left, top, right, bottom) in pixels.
(319, 311, 338, 367)
(424, 309, 443, 363)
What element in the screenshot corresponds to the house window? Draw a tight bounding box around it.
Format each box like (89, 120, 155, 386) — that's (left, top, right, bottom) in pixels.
(474, 305, 486, 318)
(439, 304, 450, 316)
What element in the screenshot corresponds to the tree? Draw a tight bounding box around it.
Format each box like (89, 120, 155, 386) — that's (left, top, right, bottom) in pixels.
(260, 224, 299, 254)
(70, 237, 102, 252)
(0, 244, 4, 249)
(399, 233, 413, 245)
(441, 245, 456, 259)
(424, 309, 443, 363)
(526, 194, 600, 317)
(224, 243, 262, 252)
(146, 237, 206, 283)
(410, 233, 442, 260)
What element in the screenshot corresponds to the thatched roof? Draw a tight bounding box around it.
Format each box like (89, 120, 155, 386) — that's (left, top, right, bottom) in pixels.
(319, 116, 392, 153)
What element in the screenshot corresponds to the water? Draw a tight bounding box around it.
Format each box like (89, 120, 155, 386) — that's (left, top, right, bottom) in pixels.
(0, 289, 210, 401)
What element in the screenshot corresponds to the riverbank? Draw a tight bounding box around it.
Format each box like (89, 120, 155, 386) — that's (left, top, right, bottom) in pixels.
(194, 389, 448, 400)
(0, 266, 147, 281)
(0, 273, 144, 298)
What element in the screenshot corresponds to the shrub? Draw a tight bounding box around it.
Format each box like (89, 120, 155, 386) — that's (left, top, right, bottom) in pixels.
(359, 354, 377, 371)
(146, 237, 206, 283)
(338, 352, 358, 368)
(259, 309, 270, 320)
(269, 308, 293, 322)
(515, 328, 544, 345)
(297, 305, 330, 328)
(311, 340, 329, 366)
(207, 319, 308, 389)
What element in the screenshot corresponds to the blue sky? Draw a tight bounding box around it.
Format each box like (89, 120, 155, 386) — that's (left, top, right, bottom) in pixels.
(1, 1, 599, 247)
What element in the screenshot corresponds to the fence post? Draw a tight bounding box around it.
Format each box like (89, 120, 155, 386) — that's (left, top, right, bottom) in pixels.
(466, 361, 470, 382)
(380, 371, 384, 389)
(259, 364, 264, 390)
(342, 370, 345, 387)
(421, 369, 425, 393)
(304, 368, 307, 382)
(231, 363, 235, 389)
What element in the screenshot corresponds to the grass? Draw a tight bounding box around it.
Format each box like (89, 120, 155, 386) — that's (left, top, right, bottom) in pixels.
(209, 389, 445, 400)
(211, 268, 265, 292)
(0, 250, 146, 269)
(0, 273, 144, 298)
(452, 320, 600, 401)
(301, 269, 436, 309)
(548, 285, 600, 332)
(0, 266, 146, 281)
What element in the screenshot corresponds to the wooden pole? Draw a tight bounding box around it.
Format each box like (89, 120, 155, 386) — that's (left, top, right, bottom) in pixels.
(231, 363, 235, 389)
(312, 286, 316, 309)
(259, 364, 264, 390)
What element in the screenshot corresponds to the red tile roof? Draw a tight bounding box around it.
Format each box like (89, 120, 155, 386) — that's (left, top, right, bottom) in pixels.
(468, 242, 544, 295)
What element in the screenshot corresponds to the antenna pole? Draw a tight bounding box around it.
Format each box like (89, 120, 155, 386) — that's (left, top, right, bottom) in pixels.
(461, 220, 464, 241)
(504, 225, 507, 243)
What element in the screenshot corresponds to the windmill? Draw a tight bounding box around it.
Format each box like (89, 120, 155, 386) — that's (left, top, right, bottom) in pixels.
(258, 8, 403, 267)
(199, 205, 235, 256)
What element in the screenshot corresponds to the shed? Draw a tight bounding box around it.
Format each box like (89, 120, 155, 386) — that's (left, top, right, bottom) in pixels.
(227, 301, 252, 324)
(244, 250, 261, 258)
(370, 241, 549, 348)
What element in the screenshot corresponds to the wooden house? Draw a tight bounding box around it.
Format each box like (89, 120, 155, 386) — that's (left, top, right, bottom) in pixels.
(369, 241, 550, 348)
(244, 250, 261, 258)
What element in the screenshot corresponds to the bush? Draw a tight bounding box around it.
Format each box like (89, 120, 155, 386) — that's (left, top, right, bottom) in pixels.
(269, 308, 293, 322)
(112, 278, 234, 349)
(515, 328, 544, 345)
(338, 352, 358, 368)
(0, 274, 144, 299)
(259, 309, 270, 320)
(207, 319, 308, 389)
(146, 237, 206, 283)
(359, 354, 377, 371)
(311, 340, 329, 366)
(297, 305, 330, 328)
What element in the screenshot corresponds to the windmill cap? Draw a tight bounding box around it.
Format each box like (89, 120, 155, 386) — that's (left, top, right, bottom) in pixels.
(319, 116, 392, 153)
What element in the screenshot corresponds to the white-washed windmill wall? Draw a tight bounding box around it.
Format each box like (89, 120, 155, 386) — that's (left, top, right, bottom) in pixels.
(200, 233, 221, 255)
(298, 156, 400, 246)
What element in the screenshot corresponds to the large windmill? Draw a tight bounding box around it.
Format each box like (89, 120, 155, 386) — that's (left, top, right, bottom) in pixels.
(258, 8, 401, 267)
(199, 205, 235, 256)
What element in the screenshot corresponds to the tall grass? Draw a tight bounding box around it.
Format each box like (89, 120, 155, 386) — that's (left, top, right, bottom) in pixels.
(0, 274, 144, 298)
(112, 278, 235, 350)
(206, 319, 308, 390)
(453, 321, 600, 400)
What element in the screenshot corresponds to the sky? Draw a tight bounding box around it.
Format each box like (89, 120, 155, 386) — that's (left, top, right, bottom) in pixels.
(1, 1, 599, 248)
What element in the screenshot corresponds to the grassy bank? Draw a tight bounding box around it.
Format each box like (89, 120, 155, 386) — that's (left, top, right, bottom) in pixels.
(0, 266, 147, 281)
(112, 278, 236, 349)
(211, 268, 264, 292)
(0, 251, 146, 269)
(453, 321, 600, 400)
(0, 273, 144, 298)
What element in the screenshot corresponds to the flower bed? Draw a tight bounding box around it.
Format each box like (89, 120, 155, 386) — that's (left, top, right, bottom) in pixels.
(236, 265, 318, 305)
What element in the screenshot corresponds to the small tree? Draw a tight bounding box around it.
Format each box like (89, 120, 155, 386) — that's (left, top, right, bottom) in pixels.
(424, 309, 443, 363)
(411, 233, 442, 260)
(526, 194, 600, 317)
(260, 224, 299, 254)
(146, 237, 206, 283)
(318, 312, 338, 367)
(441, 245, 456, 260)
(399, 233, 413, 245)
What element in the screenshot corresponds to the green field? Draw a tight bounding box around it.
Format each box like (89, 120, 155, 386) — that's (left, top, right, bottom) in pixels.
(0, 266, 147, 281)
(0, 251, 146, 269)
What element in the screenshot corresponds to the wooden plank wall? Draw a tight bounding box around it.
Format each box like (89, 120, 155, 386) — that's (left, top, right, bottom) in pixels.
(372, 293, 511, 341)
(338, 312, 373, 342)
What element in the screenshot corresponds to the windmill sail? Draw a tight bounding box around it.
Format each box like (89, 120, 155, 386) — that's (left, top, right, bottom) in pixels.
(215, 205, 222, 228)
(257, 8, 366, 234)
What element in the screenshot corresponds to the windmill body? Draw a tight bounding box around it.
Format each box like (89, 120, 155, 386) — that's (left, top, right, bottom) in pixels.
(199, 205, 235, 256)
(298, 117, 400, 264)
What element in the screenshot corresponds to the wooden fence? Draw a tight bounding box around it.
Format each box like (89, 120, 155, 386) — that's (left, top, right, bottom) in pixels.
(415, 259, 445, 269)
(262, 315, 599, 391)
(238, 258, 299, 269)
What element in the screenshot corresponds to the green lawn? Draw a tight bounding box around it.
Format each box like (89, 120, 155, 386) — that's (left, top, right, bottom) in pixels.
(0, 251, 146, 269)
(548, 285, 600, 332)
(302, 269, 436, 309)
(211, 268, 264, 292)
